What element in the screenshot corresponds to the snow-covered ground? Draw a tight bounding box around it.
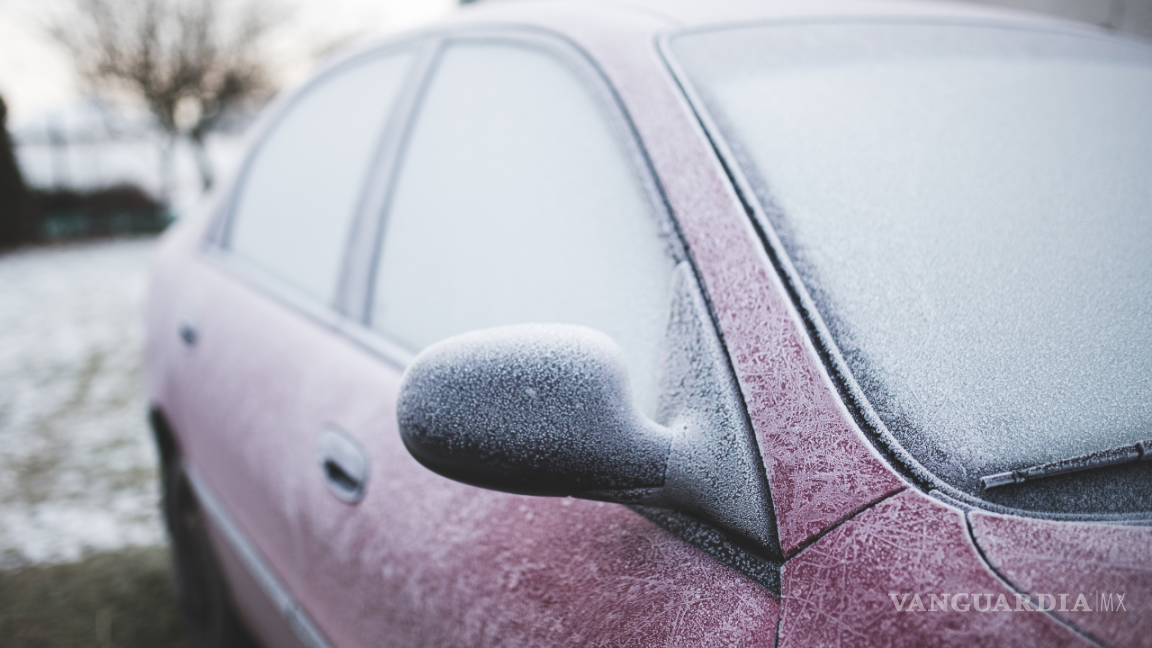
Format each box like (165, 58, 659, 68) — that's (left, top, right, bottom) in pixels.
(0, 237, 164, 568)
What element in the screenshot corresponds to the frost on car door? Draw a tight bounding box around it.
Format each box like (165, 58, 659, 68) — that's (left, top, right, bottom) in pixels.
(288, 38, 778, 646)
(175, 48, 416, 646)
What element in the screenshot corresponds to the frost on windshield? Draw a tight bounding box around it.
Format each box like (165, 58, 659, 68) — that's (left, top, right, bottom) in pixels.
(674, 24, 1152, 502)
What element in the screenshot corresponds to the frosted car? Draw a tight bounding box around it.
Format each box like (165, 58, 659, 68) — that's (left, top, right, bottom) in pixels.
(144, 1, 1152, 646)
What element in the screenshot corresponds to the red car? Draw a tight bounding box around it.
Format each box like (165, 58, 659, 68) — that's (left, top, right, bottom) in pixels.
(144, 1, 1152, 646)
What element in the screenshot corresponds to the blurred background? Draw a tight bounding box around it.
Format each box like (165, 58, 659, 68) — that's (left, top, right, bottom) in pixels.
(0, 0, 1149, 646)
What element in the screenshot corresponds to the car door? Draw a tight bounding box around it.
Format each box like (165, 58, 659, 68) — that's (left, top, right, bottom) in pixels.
(165, 43, 423, 647)
(283, 32, 782, 646)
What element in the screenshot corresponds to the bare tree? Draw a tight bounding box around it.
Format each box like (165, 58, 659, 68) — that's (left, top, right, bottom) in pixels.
(51, 0, 283, 193)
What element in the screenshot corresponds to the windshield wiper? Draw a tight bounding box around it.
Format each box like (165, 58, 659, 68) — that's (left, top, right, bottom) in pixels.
(981, 438, 1151, 491)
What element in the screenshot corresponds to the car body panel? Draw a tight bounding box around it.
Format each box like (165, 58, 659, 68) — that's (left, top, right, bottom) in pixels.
(298, 409, 783, 646)
(779, 489, 1090, 647)
(970, 511, 1152, 648)
(146, 208, 311, 645)
(196, 470, 320, 648)
(161, 249, 319, 641)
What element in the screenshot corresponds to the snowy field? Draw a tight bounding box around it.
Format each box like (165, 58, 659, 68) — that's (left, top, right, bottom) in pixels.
(0, 238, 164, 568)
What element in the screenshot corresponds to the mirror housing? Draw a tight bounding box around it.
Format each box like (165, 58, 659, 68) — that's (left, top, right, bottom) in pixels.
(397, 264, 781, 557)
(397, 324, 673, 498)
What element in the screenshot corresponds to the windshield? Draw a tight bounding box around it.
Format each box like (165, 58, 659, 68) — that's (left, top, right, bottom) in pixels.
(670, 22, 1152, 511)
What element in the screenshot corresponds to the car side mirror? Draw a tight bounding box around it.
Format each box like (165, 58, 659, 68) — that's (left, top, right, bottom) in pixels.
(397, 324, 674, 499)
(397, 264, 781, 557)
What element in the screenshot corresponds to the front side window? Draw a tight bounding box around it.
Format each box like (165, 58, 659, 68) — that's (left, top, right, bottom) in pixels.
(371, 42, 676, 414)
(671, 23, 1152, 512)
(228, 50, 414, 303)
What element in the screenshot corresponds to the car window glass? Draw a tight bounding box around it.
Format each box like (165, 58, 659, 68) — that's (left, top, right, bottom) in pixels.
(672, 24, 1152, 504)
(228, 51, 413, 303)
(371, 43, 675, 415)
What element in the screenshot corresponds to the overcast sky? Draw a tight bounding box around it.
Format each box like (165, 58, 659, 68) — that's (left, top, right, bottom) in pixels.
(0, 0, 457, 126)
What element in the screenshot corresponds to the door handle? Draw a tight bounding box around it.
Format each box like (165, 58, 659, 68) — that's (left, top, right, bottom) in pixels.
(318, 427, 369, 504)
(179, 319, 198, 347)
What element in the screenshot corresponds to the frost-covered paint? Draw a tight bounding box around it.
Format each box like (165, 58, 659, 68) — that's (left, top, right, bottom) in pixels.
(779, 490, 1089, 647)
(664, 183, 907, 555)
(970, 511, 1152, 648)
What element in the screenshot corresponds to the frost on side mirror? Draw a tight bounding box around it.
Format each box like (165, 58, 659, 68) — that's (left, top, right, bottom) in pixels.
(396, 264, 782, 558)
(396, 324, 674, 499)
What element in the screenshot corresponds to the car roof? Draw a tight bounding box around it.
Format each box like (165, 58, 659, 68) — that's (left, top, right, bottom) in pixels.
(314, 0, 1106, 87)
(441, 0, 1092, 38)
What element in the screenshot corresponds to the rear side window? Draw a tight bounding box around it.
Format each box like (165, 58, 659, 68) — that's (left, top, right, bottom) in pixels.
(228, 51, 414, 303)
(371, 42, 675, 414)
